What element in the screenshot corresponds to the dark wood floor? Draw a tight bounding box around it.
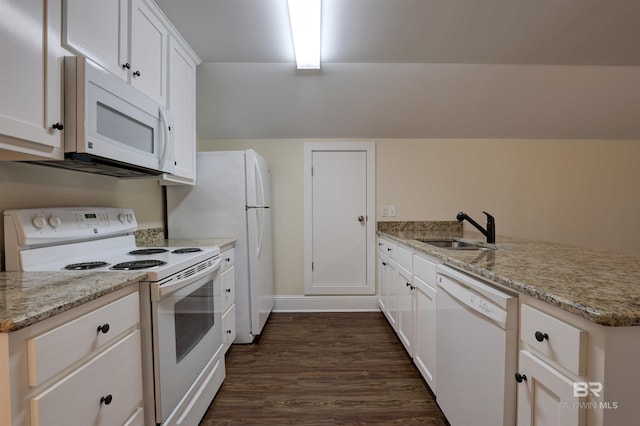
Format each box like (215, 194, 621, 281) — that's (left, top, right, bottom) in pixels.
(200, 312, 449, 425)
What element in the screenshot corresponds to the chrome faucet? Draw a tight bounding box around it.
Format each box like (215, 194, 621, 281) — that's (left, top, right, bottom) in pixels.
(456, 211, 495, 244)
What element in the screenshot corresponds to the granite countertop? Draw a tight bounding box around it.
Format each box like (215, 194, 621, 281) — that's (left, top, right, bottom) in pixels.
(0, 271, 147, 333)
(378, 222, 640, 327)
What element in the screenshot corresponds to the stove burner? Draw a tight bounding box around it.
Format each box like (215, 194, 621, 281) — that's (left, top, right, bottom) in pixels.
(128, 248, 169, 255)
(111, 260, 167, 270)
(172, 247, 203, 254)
(64, 261, 110, 270)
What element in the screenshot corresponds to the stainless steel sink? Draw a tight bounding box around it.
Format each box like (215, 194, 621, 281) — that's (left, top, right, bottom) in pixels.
(417, 239, 483, 250)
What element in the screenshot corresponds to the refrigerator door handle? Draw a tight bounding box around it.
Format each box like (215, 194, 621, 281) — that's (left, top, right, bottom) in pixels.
(255, 207, 265, 260)
(254, 156, 266, 207)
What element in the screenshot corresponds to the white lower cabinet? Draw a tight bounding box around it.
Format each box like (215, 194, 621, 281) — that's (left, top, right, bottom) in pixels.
(516, 296, 640, 426)
(0, 286, 144, 426)
(396, 263, 414, 356)
(381, 254, 398, 331)
(516, 349, 585, 426)
(376, 236, 439, 394)
(30, 330, 143, 426)
(413, 274, 437, 393)
(219, 248, 236, 352)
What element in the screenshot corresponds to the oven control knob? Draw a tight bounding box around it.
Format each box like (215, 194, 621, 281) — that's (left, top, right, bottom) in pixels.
(127, 213, 134, 222)
(32, 215, 47, 229)
(48, 216, 62, 228)
(118, 214, 127, 223)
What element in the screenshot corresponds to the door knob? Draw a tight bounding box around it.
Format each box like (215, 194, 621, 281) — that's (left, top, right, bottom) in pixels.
(358, 215, 365, 223)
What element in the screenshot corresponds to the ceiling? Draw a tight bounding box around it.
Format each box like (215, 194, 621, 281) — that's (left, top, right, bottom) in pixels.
(154, 0, 640, 140)
(156, 0, 640, 66)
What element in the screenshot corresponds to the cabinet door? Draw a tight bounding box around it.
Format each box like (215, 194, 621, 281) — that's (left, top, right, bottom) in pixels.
(0, 0, 64, 158)
(30, 330, 143, 426)
(130, 0, 167, 106)
(397, 264, 414, 356)
(62, 0, 128, 81)
(385, 259, 398, 331)
(222, 304, 236, 352)
(377, 253, 388, 312)
(516, 350, 586, 426)
(166, 37, 196, 182)
(221, 266, 235, 313)
(414, 275, 437, 393)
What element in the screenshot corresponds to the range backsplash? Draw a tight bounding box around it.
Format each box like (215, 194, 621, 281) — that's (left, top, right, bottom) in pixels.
(377, 221, 462, 236)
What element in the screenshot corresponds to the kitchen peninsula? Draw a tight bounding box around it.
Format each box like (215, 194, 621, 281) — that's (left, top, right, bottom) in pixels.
(378, 221, 640, 425)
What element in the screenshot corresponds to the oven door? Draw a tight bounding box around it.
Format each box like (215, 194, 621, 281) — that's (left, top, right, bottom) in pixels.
(151, 260, 222, 422)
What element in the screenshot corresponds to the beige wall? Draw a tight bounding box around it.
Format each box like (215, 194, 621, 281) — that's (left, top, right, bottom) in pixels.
(200, 138, 640, 296)
(2, 139, 638, 285)
(0, 161, 164, 267)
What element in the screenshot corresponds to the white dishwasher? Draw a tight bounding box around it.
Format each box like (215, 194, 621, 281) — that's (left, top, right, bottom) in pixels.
(436, 264, 518, 426)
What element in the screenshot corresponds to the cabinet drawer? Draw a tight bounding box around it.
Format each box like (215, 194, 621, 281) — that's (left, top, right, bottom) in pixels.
(413, 254, 438, 284)
(28, 292, 140, 386)
(30, 330, 143, 426)
(221, 248, 235, 272)
(378, 238, 397, 259)
(222, 304, 236, 351)
(396, 245, 412, 271)
(520, 304, 587, 376)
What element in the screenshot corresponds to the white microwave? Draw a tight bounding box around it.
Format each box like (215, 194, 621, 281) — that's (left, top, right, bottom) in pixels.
(37, 56, 175, 177)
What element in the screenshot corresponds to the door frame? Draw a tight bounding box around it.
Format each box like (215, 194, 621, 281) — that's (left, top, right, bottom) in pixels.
(303, 141, 376, 295)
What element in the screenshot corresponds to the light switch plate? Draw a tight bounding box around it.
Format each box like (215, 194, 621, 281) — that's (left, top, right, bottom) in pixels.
(388, 205, 396, 217)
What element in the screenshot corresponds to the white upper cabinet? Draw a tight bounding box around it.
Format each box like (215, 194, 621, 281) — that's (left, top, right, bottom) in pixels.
(64, 0, 168, 106)
(0, 0, 65, 160)
(62, 0, 129, 81)
(161, 36, 198, 184)
(129, 0, 168, 106)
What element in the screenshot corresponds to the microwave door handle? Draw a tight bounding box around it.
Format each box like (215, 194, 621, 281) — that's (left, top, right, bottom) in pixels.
(159, 107, 171, 170)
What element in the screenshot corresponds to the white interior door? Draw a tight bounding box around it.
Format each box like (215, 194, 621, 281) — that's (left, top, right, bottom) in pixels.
(304, 142, 375, 295)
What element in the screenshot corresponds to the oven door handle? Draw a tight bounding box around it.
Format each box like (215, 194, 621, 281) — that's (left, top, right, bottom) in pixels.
(153, 257, 222, 300)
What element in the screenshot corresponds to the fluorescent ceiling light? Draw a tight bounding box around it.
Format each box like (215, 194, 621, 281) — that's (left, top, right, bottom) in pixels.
(287, 0, 321, 69)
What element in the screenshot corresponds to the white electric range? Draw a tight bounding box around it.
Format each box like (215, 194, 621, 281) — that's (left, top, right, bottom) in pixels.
(3, 207, 226, 426)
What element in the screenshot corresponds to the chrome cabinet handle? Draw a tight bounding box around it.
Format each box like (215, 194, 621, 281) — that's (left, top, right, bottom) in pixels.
(358, 215, 365, 223)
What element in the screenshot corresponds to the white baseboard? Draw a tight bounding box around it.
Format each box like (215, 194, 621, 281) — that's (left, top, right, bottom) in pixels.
(273, 295, 380, 312)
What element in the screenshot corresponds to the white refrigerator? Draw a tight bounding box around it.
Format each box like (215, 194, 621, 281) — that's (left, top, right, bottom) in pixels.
(166, 150, 274, 343)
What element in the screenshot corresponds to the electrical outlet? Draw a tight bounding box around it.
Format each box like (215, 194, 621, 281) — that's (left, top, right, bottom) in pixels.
(381, 206, 388, 217)
(388, 205, 396, 217)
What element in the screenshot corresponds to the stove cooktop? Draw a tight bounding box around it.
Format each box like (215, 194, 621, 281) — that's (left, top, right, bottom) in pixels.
(50, 244, 218, 278)
(4, 207, 219, 278)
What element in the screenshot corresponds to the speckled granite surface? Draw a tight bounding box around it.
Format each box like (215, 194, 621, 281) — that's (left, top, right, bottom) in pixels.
(379, 225, 640, 327)
(134, 227, 165, 246)
(0, 271, 146, 333)
(133, 227, 236, 252)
